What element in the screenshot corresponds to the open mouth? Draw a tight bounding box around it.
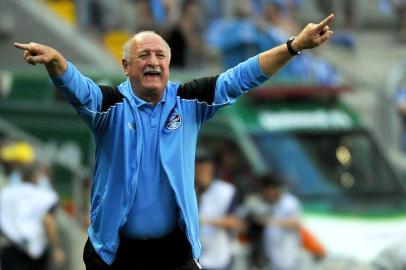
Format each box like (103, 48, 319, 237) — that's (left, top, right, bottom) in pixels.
(144, 70, 162, 79)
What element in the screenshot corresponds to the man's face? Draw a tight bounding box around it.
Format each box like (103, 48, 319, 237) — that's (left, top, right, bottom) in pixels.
(195, 161, 215, 189)
(262, 186, 282, 203)
(122, 33, 170, 101)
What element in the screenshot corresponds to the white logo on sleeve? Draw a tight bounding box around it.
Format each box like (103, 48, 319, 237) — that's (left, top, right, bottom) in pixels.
(165, 112, 182, 130)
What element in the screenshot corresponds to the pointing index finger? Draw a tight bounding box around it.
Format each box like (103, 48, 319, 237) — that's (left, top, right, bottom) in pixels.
(316, 14, 335, 31)
(14, 42, 31, 50)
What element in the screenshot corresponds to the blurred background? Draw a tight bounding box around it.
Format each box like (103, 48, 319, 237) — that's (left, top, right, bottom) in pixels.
(1, 0, 406, 269)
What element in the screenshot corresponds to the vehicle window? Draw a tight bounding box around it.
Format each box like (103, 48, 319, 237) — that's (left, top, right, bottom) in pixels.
(252, 130, 404, 203)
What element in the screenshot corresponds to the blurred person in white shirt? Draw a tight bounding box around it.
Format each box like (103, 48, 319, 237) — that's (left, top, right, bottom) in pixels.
(240, 173, 302, 270)
(0, 162, 65, 270)
(195, 150, 243, 270)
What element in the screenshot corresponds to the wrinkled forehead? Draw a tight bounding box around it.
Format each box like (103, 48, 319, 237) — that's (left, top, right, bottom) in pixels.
(132, 33, 169, 54)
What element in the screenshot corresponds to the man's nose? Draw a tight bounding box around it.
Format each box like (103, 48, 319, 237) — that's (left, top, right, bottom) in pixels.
(147, 54, 159, 66)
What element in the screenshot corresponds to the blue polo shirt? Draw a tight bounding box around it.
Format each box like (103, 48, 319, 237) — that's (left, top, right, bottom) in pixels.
(120, 90, 178, 239)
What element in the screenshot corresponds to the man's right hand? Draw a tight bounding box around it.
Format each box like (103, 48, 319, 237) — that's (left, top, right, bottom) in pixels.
(14, 42, 67, 76)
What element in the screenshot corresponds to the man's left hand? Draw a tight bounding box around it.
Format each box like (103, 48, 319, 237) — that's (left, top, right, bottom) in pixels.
(292, 14, 335, 52)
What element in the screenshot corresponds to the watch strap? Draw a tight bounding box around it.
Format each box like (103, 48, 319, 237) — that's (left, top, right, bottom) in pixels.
(287, 36, 301, 55)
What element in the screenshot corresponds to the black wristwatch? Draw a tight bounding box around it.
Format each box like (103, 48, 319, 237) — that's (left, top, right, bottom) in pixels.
(286, 36, 302, 55)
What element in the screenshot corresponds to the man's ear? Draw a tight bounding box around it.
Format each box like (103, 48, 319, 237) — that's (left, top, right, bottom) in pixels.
(122, 59, 129, 76)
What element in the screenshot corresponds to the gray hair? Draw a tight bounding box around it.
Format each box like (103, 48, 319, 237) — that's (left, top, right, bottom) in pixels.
(122, 31, 172, 62)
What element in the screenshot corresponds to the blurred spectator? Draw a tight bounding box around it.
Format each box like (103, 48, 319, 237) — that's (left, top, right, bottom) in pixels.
(132, 0, 157, 31)
(0, 0, 15, 41)
(394, 74, 406, 151)
(393, 0, 406, 43)
(237, 189, 269, 269)
(379, 0, 406, 41)
(216, 147, 242, 184)
(200, 0, 226, 31)
(206, 0, 260, 69)
(36, 161, 57, 191)
(166, 0, 206, 68)
(239, 173, 303, 270)
(133, 0, 179, 34)
(260, 173, 302, 270)
(315, 0, 356, 49)
(259, 0, 303, 35)
(0, 162, 65, 270)
(195, 150, 242, 270)
(75, 0, 113, 34)
(256, 1, 340, 85)
(0, 71, 13, 99)
(0, 141, 35, 185)
(206, 0, 339, 85)
(213, 144, 258, 201)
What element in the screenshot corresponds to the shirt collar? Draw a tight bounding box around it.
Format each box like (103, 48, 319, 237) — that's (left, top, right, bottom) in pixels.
(131, 86, 167, 108)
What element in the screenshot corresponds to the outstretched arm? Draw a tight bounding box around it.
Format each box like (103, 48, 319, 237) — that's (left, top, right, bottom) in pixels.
(259, 14, 335, 76)
(201, 215, 244, 231)
(14, 42, 67, 76)
(188, 14, 336, 123)
(14, 42, 106, 131)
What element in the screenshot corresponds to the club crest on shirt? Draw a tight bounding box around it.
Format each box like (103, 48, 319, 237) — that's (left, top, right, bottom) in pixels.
(165, 112, 182, 130)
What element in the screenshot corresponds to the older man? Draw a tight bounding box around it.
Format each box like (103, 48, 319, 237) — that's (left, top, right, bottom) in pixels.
(14, 14, 334, 270)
